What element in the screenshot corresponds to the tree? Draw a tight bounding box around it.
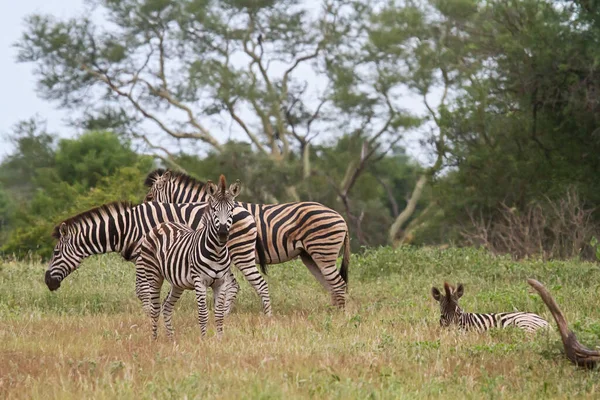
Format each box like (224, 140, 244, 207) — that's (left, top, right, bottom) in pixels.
(367, 0, 600, 251)
(16, 0, 426, 242)
(54, 130, 139, 188)
(0, 118, 56, 200)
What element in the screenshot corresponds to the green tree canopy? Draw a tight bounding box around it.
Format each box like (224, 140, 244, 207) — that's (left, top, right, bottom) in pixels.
(54, 130, 139, 188)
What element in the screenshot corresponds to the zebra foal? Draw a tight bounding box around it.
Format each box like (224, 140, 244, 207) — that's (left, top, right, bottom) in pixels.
(136, 175, 240, 338)
(431, 282, 549, 333)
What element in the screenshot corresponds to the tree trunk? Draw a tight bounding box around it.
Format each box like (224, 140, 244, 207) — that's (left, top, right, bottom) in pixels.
(302, 142, 311, 179)
(388, 174, 427, 246)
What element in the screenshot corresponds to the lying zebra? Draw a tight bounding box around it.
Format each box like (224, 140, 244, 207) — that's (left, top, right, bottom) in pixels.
(431, 282, 549, 333)
(136, 175, 240, 338)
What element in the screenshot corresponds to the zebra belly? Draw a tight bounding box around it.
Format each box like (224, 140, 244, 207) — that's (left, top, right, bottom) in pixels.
(264, 248, 303, 264)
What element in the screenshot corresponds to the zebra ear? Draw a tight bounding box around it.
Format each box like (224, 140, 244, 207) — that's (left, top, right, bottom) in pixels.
(229, 180, 241, 198)
(206, 180, 217, 197)
(431, 287, 441, 301)
(59, 222, 68, 238)
(455, 283, 464, 299)
(163, 170, 172, 180)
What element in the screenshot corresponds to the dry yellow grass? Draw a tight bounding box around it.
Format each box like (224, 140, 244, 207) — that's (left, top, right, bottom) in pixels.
(1, 248, 600, 399)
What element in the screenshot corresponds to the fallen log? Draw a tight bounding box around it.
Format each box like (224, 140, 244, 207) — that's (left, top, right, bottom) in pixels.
(527, 278, 600, 369)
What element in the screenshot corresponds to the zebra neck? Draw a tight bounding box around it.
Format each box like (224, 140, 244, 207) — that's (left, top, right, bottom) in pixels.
(74, 204, 134, 259)
(196, 215, 228, 260)
(176, 179, 207, 203)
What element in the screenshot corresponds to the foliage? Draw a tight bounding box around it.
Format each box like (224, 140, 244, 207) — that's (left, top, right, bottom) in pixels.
(0, 130, 153, 259)
(0, 118, 56, 200)
(6, 0, 600, 258)
(173, 137, 423, 251)
(364, 0, 600, 253)
(2, 247, 600, 398)
(54, 131, 139, 188)
(14, 0, 419, 165)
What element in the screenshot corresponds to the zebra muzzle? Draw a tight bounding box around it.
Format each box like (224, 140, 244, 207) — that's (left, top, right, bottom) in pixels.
(218, 226, 229, 244)
(45, 270, 61, 291)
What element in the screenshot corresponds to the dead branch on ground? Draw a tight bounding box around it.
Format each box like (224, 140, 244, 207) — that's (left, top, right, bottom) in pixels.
(527, 278, 600, 369)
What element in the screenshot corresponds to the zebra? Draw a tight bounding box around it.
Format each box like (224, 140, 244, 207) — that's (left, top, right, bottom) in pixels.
(431, 282, 550, 333)
(136, 175, 240, 338)
(44, 199, 272, 316)
(143, 169, 350, 308)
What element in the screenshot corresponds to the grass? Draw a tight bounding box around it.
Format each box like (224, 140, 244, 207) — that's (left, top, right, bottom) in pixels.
(1, 246, 600, 399)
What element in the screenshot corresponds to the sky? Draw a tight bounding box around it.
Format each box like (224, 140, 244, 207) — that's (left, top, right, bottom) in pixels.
(0, 0, 435, 165)
(0, 0, 83, 159)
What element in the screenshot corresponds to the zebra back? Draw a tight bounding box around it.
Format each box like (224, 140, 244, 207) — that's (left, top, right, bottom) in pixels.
(45, 201, 258, 289)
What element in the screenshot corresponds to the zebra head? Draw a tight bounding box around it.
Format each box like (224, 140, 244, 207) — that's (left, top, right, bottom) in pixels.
(205, 175, 241, 245)
(45, 222, 85, 291)
(143, 169, 172, 202)
(431, 282, 465, 327)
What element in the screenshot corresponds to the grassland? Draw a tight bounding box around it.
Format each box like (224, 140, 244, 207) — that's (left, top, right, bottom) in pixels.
(1, 247, 600, 399)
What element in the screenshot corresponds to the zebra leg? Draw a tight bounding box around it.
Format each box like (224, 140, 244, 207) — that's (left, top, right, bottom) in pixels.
(135, 265, 150, 316)
(300, 252, 347, 308)
(149, 277, 164, 339)
(213, 278, 229, 338)
(193, 278, 209, 337)
(222, 271, 240, 316)
(231, 259, 272, 317)
(161, 286, 184, 339)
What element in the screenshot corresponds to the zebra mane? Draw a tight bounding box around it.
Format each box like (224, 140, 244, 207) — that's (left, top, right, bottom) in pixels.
(144, 169, 206, 189)
(52, 201, 134, 239)
(443, 282, 454, 298)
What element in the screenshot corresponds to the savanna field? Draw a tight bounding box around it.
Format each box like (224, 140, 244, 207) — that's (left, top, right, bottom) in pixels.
(0, 247, 599, 399)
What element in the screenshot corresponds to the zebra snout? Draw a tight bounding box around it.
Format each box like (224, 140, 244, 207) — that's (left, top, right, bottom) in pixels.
(45, 270, 61, 291)
(218, 226, 229, 243)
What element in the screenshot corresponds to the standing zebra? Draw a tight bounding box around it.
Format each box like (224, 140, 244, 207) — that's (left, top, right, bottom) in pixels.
(44, 200, 271, 315)
(143, 169, 350, 308)
(431, 282, 549, 333)
(136, 175, 240, 338)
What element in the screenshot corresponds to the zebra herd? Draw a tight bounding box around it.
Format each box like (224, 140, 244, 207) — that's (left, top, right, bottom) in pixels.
(45, 169, 549, 338)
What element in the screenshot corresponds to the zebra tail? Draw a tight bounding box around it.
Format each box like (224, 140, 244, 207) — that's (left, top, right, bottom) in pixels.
(255, 233, 268, 276)
(340, 231, 350, 285)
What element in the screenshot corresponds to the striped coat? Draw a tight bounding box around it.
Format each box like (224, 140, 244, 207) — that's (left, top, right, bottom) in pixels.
(136, 176, 240, 337)
(143, 169, 350, 308)
(44, 200, 271, 315)
(431, 282, 549, 333)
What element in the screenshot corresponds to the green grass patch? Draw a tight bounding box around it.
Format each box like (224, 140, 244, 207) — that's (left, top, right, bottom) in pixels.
(1, 246, 600, 399)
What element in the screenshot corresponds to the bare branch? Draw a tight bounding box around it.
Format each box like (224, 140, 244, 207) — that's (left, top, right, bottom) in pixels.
(154, 27, 169, 91)
(282, 43, 323, 97)
(367, 91, 397, 148)
(323, 172, 368, 245)
(528, 279, 600, 369)
(139, 79, 220, 148)
(224, 99, 269, 155)
(306, 97, 328, 143)
(81, 64, 222, 149)
(131, 130, 187, 172)
(376, 177, 399, 218)
(388, 175, 427, 245)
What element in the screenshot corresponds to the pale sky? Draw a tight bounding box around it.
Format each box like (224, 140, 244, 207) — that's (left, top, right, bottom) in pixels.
(0, 0, 434, 165)
(0, 0, 81, 158)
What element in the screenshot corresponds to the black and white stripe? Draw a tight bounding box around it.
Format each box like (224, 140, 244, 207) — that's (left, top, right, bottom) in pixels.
(136, 176, 240, 337)
(431, 282, 549, 333)
(44, 199, 271, 315)
(144, 169, 350, 308)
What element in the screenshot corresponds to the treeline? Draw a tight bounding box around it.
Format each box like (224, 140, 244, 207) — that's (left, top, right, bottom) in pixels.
(0, 124, 422, 258)
(2, 0, 600, 260)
